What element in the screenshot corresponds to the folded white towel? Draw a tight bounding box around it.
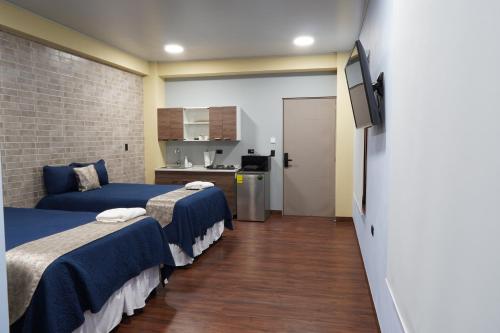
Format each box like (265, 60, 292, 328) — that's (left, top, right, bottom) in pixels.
(185, 181, 215, 190)
(96, 208, 147, 223)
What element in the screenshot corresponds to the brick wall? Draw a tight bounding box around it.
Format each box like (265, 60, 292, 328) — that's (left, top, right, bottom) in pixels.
(0, 30, 145, 207)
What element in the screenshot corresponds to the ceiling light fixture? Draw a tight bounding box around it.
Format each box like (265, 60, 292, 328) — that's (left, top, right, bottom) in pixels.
(164, 44, 184, 54)
(293, 36, 315, 47)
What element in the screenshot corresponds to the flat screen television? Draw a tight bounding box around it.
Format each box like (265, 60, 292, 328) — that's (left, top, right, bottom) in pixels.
(345, 40, 383, 129)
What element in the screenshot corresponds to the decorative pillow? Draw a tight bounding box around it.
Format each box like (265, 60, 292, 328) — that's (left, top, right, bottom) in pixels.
(43, 165, 78, 194)
(73, 165, 101, 192)
(70, 159, 109, 185)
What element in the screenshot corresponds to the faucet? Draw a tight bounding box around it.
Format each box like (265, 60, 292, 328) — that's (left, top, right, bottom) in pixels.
(174, 147, 181, 166)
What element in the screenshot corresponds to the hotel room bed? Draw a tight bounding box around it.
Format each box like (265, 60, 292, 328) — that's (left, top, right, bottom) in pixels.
(5, 207, 175, 333)
(36, 183, 234, 266)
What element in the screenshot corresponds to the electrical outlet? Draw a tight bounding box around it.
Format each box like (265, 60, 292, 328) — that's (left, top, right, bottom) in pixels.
(216, 149, 223, 154)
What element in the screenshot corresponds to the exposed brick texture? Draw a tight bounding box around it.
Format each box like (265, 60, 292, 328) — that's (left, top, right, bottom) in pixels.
(0, 30, 145, 207)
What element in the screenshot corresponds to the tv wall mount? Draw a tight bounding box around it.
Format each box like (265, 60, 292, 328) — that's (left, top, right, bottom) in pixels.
(373, 72, 385, 118)
(373, 72, 384, 97)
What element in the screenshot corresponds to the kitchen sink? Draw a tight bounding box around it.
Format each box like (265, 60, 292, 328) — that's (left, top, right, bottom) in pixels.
(164, 165, 191, 169)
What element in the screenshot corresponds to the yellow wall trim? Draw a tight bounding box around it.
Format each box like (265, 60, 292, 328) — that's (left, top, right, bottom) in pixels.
(143, 62, 167, 183)
(0, 0, 149, 76)
(335, 52, 355, 217)
(157, 54, 337, 79)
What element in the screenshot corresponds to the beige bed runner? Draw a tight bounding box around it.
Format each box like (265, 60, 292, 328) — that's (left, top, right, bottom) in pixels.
(145, 188, 199, 227)
(6, 216, 147, 324)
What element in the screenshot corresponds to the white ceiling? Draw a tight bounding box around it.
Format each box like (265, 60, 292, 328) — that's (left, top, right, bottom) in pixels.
(8, 0, 368, 62)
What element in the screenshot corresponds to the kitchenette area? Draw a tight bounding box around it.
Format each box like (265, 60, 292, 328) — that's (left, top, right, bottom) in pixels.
(156, 164, 239, 216)
(157, 105, 272, 221)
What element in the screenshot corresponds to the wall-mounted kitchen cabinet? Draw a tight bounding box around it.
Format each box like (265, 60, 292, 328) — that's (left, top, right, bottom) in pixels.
(158, 106, 241, 142)
(209, 106, 241, 141)
(183, 107, 210, 141)
(158, 108, 184, 141)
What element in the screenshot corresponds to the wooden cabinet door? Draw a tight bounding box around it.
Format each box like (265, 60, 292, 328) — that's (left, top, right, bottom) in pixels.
(169, 108, 184, 140)
(210, 106, 236, 141)
(209, 107, 223, 140)
(221, 106, 237, 140)
(157, 108, 183, 140)
(157, 108, 171, 140)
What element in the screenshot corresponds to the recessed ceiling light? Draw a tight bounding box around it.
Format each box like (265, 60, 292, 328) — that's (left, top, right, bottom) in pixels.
(293, 36, 315, 47)
(164, 44, 184, 54)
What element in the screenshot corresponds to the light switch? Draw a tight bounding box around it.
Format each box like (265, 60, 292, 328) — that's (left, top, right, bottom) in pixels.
(270, 137, 276, 144)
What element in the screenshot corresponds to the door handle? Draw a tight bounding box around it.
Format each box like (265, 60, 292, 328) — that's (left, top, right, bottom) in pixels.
(284, 153, 293, 167)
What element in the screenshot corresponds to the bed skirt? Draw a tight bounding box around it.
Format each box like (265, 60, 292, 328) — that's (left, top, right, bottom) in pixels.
(73, 266, 161, 333)
(169, 220, 225, 266)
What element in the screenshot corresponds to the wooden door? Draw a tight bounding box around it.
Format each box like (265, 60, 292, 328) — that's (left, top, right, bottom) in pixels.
(209, 107, 223, 140)
(157, 108, 183, 140)
(283, 97, 336, 217)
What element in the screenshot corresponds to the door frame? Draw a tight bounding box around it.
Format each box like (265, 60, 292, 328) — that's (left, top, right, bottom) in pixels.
(282, 96, 337, 217)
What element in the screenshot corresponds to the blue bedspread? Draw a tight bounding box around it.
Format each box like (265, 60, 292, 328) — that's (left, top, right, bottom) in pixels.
(36, 183, 234, 257)
(36, 183, 181, 212)
(5, 208, 174, 333)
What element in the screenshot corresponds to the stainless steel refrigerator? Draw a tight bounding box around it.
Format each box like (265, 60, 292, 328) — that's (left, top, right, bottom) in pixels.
(236, 171, 270, 221)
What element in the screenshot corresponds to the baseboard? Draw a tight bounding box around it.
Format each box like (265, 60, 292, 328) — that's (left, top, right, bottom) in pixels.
(335, 216, 353, 222)
(272, 212, 351, 220)
(386, 278, 409, 333)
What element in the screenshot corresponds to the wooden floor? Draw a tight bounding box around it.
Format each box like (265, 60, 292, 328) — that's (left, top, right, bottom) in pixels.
(115, 215, 379, 333)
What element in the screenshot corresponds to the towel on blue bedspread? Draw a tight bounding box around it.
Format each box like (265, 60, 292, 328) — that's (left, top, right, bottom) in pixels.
(96, 207, 146, 223)
(184, 181, 215, 190)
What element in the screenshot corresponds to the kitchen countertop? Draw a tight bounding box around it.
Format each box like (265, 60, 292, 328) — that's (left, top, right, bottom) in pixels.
(156, 165, 240, 173)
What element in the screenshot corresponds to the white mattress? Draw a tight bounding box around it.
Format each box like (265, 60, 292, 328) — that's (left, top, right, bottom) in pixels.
(169, 219, 225, 266)
(73, 266, 161, 333)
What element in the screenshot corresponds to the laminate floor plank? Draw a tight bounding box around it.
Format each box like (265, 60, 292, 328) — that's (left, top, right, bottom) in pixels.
(115, 215, 379, 333)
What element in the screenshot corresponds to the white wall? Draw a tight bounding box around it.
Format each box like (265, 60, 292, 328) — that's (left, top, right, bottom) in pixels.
(0, 157, 9, 332)
(165, 74, 337, 210)
(351, 0, 403, 332)
(387, 1, 500, 332)
(355, 0, 500, 332)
